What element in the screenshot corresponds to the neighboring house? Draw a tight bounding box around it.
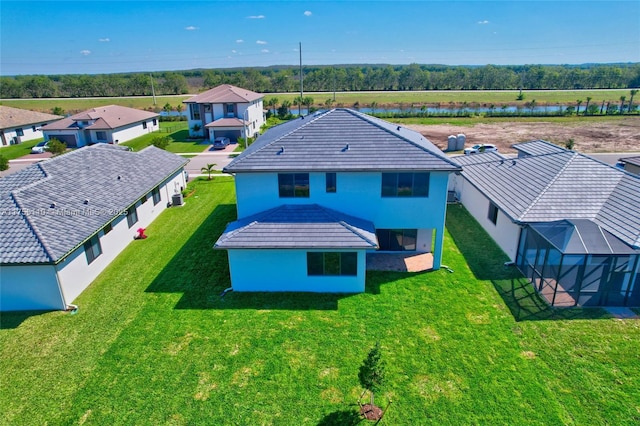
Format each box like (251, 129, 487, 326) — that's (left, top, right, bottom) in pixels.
(0, 106, 62, 147)
(41, 105, 159, 148)
(215, 108, 461, 293)
(183, 84, 265, 141)
(0, 144, 188, 311)
(617, 155, 640, 175)
(449, 140, 640, 307)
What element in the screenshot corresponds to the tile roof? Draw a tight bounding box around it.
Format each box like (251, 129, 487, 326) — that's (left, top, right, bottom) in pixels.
(184, 84, 263, 104)
(0, 106, 62, 130)
(205, 118, 245, 128)
(619, 155, 640, 167)
(0, 144, 188, 264)
(224, 109, 461, 173)
(215, 204, 378, 249)
(42, 105, 158, 131)
(459, 144, 640, 248)
(512, 139, 566, 156)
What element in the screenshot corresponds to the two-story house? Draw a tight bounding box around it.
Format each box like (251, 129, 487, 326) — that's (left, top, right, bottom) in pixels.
(42, 105, 159, 147)
(183, 84, 265, 141)
(215, 109, 461, 293)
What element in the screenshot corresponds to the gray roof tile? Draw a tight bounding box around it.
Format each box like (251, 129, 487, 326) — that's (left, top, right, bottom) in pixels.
(215, 204, 378, 249)
(513, 140, 567, 156)
(1, 145, 187, 264)
(224, 109, 461, 173)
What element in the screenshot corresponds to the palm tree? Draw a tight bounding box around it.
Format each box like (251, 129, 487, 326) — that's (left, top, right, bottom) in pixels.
(619, 95, 626, 114)
(293, 96, 303, 116)
(629, 89, 638, 113)
(176, 103, 183, 116)
(324, 98, 334, 109)
(201, 163, 216, 180)
(302, 96, 314, 114)
(266, 97, 278, 115)
(576, 99, 583, 115)
(584, 97, 592, 116)
(370, 101, 378, 114)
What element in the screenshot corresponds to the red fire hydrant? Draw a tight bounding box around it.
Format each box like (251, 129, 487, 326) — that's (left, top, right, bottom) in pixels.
(136, 228, 147, 239)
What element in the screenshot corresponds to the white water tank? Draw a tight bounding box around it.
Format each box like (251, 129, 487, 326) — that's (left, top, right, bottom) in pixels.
(456, 133, 466, 150)
(447, 135, 458, 151)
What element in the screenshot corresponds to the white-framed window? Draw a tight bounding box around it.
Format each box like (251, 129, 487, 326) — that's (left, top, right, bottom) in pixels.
(16, 128, 24, 137)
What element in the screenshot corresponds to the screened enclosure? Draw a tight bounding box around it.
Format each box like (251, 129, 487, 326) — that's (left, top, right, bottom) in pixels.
(516, 219, 640, 307)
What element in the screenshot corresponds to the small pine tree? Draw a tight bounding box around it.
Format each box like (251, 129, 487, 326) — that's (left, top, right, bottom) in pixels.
(565, 138, 575, 150)
(0, 154, 9, 172)
(358, 342, 386, 407)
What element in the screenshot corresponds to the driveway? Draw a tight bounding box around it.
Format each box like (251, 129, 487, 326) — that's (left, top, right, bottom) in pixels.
(183, 143, 238, 178)
(0, 152, 53, 178)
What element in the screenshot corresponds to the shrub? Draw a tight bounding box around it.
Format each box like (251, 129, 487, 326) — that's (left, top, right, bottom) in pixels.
(151, 136, 172, 150)
(47, 138, 67, 156)
(0, 154, 9, 172)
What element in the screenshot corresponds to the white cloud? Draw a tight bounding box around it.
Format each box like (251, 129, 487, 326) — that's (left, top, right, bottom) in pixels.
(231, 49, 237, 53)
(247, 15, 265, 19)
(98, 38, 110, 42)
(477, 20, 490, 24)
(185, 25, 199, 30)
(256, 40, 267, 45)
(261, 49, 269, 53)
(80, 50, 91, 56)
(304, 11, 312, 16)
(236, 39, 244, 43)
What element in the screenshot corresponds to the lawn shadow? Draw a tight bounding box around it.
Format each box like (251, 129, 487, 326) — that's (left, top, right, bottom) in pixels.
(317, 408, 363, 426)
(145, 202, 360, 311)
(0, 310, 53, 329)
(446, 204, 611, 322)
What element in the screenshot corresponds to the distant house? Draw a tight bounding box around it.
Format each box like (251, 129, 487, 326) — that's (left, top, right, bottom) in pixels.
(41, 105, 159, 148)
(215, 109, 461, 293)
(449, 140, 640, 307)
(0, 106, 62, 147)
(617, 155, 640, 175)
(183, 84, 265, 141)
(0, 144, 188, 311)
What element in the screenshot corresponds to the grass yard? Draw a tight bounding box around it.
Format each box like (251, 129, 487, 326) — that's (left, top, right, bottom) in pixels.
(389, 114, 630, 127)
(122, 122, 207, 154)
(0, 138, 44, 160)
(1, 181, 639, 425)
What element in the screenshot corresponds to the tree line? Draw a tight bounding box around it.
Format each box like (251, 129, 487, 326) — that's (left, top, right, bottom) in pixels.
(1, 64, 639, 99)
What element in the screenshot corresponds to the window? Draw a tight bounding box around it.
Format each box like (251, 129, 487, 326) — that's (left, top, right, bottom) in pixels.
(84, 235, 102, 264)
(126, 205, 138, 228)
(326, 173, 337, 193)
(96, 131, 107, 141)
(307, 252, 357, 276)
(226, 103, 234, 116)
(381, 173, 429, 197)
(152, 118, 157, 126)
(376, 229, 418, 251)
(103, 222, 112, 234)
(190, 104, 200, 120)
(152, 187, 161, 205)
(32, 125, 37, 132)
(488, 202, 499, 225)
(16, 128, 24, 137)
(278, 173, 309, 198)
(204, 104, 211, 112)
(140, 194, 148, 204)
(142, 121, 147, 129)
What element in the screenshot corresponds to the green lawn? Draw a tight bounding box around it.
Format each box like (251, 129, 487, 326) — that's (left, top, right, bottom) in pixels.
(1, 181, 639, 425)
(0, 138, 43, 160)
(122, 122, 208, 154)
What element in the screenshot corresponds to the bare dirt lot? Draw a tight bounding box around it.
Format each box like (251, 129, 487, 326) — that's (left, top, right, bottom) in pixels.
(403, 117, 640, 154)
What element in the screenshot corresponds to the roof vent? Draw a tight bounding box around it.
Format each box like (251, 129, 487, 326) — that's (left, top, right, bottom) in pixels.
(500, 160, 504, 165)
(83, 199, 89, 205)
(278, 146, 285, 155)
(512, 160, 517, 166)
(396, 126, 401, 131)
(300, 115, 305, 120)
(342, 143, 350, 152)
(50, 202, 56, 209)
(117, 175, 122, 180)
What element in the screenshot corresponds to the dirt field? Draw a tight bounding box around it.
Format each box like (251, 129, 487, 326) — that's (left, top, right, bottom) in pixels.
(403, 117, 640, 154)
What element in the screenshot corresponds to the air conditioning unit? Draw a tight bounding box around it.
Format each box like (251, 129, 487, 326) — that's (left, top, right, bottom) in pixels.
(172, 193, 184, 206)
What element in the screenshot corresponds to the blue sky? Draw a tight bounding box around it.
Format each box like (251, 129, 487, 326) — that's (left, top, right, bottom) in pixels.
(1, 1, 639, 75)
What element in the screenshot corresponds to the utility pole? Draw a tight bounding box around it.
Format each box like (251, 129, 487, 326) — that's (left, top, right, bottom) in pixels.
(299, 42, 303, 114)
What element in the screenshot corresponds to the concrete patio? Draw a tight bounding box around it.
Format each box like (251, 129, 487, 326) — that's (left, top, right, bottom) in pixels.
(366, 252, 434, 272)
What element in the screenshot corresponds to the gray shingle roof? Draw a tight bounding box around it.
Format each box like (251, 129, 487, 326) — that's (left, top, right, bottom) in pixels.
(0, 106, 62, 130)
(460, 147, 640, 248)
(1, 145, 188, 264)
(224, 109, 461, 173)
(214, 204, 378, 249)
(512, 140, 566, 156)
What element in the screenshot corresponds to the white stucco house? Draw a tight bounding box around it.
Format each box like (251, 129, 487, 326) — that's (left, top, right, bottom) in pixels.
(215, 108, 461, 293)
(449, 140, 640, 307)
(0, 144, 188, 311)
(183, 84, 265, 141)
(41, 105, 159, 148)
(0, 106, 62, 147)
